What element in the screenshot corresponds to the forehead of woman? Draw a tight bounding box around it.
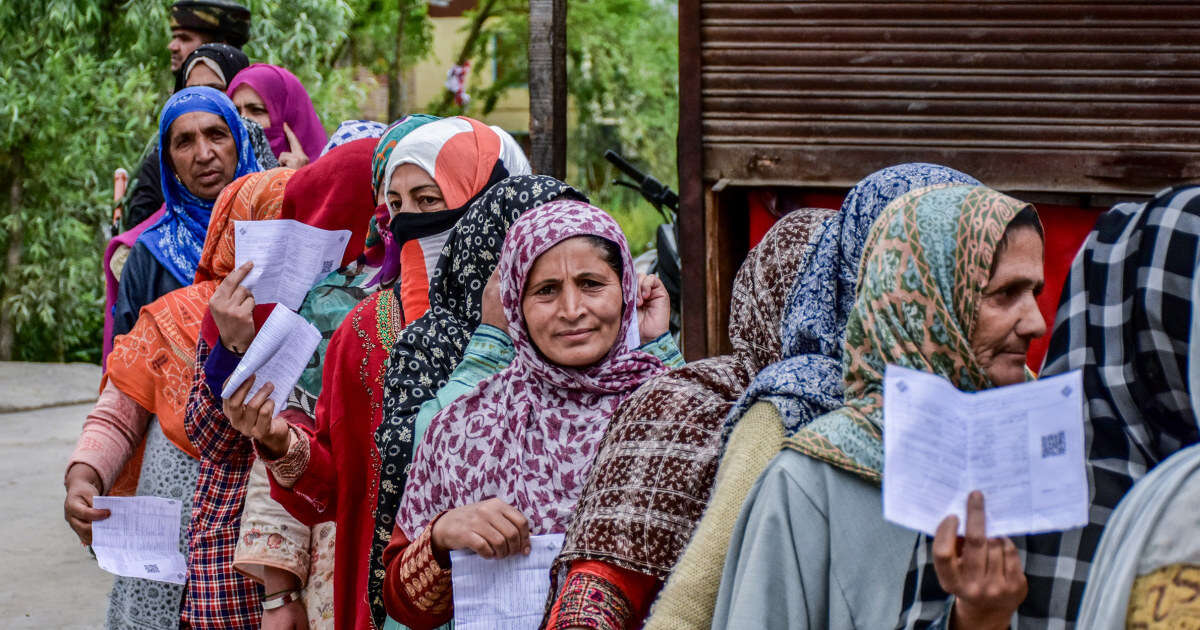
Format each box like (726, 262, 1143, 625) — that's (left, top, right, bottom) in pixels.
(525, 236, 617, 284)
(499, 200, 632, 312)
(370, 114, 441, 202)
(180, 42, 249, 91)
(159, 86, 244, 171)
(227, 64, 290, 115)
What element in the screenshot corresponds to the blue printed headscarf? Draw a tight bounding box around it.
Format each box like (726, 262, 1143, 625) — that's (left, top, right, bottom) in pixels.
(319, 119, 388, 158)
(721, 163, 981, 440)
(138, 86, 261, 285)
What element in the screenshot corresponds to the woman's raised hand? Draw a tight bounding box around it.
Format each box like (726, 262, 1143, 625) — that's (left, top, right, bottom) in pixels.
(934, 491, 1027, 630)
(222, 375, 291, 460)
(431, 497, 531, 561)
(635, 272, 670, 343)
(479, 268, 506, 331)
(278, 122, 310, 170)
(209, 260, 257, 354)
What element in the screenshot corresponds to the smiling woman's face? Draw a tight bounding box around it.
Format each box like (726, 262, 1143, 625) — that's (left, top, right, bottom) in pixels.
(521, 236, 624, 368)
(386, 163, 448, 216)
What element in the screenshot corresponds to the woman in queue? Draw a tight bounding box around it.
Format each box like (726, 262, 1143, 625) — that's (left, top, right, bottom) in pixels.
(64, 165, 288, 629)
(228, 63, 327, 169)
(182, 137, 386, 629)
(106, 87, 261, 347)
(224, 116, 529, 629)
(714, 184, 1046, 629)
(901, 185, 1200, 628)
(383, 199, 679, 629)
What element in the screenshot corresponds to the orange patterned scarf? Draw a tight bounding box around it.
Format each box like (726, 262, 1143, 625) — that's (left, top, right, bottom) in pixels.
(104, 169, 294, 492)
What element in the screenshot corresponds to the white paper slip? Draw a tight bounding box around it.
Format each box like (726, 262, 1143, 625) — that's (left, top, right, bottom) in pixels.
(882, 365, 1087, 538)
(220, 306, 322, 413)
(91, 496, 188, 584)
(234, 219, 351, 310)
(450, 533, 565, 630)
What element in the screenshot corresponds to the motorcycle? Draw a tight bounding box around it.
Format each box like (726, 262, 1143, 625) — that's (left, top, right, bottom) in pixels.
(603, 149, 681, 339)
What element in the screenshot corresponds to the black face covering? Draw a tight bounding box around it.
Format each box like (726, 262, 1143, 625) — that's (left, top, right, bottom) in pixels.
(387, 206, 468, 244)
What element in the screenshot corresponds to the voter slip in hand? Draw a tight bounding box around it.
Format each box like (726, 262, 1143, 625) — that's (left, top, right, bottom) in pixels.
(882, 365, 1087, 538)
(220, 306, 322, 414)
(450, 533, 565, 630)
(234, 219, 351, 310)
(92, 496, 188, 584)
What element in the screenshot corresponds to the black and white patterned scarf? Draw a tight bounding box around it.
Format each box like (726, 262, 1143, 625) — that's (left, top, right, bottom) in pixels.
(897, 185, 1200, 629)
(366, 175, 586, 626)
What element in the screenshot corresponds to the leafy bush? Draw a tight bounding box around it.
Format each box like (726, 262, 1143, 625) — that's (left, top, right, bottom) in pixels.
(434, 0, 680, 247)
(0, 0, 380, 362)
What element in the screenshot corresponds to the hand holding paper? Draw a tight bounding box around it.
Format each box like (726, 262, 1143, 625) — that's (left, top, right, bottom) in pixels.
(931, 491, 1028, 630)
(882, 365, 1087, 537)
(91, 496, 188, 584)
(220, 306, 322, 416)
(450, 533, 564, 630)
(234, 219, 351, 310)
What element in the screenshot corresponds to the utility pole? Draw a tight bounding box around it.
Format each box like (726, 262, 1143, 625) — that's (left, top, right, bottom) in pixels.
(528, 0, 567, 179)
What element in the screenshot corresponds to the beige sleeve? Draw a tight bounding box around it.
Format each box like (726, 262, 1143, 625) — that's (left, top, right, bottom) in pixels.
(67, 380, 151, 493)
(232, 458, 313, 585)
(643, 401, 786, 629)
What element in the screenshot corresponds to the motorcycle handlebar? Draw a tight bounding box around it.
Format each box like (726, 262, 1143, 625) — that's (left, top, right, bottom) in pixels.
(604, 149, 649, 185)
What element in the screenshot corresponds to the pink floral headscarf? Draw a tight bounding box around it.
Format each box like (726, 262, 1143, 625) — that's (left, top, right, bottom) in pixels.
(397, 199, 665, 539)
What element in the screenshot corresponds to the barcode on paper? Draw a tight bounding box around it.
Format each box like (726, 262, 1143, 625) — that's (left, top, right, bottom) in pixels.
(1041, 431, 1066, 458)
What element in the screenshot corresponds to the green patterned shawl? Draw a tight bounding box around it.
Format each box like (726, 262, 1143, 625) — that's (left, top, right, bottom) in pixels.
(783, 184, 1033, 483)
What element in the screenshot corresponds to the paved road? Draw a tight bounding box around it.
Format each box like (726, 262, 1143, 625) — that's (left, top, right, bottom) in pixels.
(1, 364, 111, 627)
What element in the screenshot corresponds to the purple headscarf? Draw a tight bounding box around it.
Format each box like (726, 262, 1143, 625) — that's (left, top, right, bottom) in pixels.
(397, 199, 665, 539)
(227, 64, 327, 161)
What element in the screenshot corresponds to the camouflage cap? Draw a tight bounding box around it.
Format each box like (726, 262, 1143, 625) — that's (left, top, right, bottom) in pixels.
(170, 0, 251, 48)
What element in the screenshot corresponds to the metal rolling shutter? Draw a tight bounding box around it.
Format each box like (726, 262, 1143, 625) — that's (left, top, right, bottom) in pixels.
(697, 1, 1200, 193)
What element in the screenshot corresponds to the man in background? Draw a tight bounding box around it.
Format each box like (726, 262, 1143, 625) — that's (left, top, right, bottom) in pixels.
(125, 0, 252, 228)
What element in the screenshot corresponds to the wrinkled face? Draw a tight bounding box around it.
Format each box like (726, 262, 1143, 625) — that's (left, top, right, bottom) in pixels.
(386, 163, 448, 217)
(184, 61, 225, 90)
(972, 227, 1047, 386)
(168, 28, 208, 72)
(522, 236, 624, 368)
(166, 111, 238, 200)
(231, 84, 271, 130)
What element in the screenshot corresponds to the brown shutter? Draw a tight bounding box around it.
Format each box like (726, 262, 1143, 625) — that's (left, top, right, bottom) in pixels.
(677, 1, 1200, 358)
(692, 1, 1200, 191)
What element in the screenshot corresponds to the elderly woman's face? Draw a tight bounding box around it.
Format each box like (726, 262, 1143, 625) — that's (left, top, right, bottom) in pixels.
(231, 84, 271, 130)
(972, 227, 1047, 386)
(166, 111, 238, 200)
(522, 236, 623, 368)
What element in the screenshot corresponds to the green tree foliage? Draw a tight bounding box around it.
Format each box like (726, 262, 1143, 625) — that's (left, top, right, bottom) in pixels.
(0, 0, 391, 362)
(436, 0, 679, 251)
